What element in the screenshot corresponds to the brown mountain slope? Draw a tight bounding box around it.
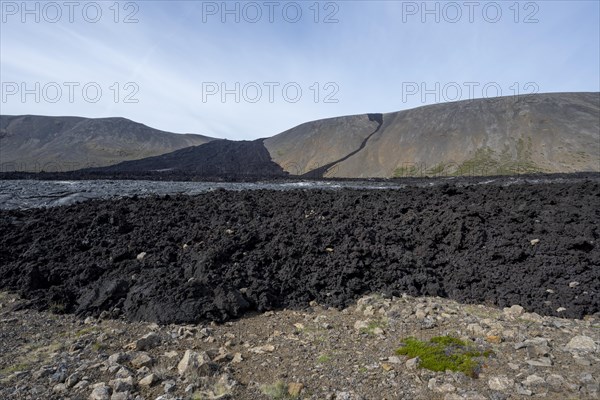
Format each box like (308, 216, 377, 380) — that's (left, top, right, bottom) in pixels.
(0, 115, 214, 172)
(263, 114, 381, 175)
(266, 92, 600, 178)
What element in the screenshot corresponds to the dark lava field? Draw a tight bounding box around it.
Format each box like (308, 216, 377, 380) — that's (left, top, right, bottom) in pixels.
(0, 177, 598, 324)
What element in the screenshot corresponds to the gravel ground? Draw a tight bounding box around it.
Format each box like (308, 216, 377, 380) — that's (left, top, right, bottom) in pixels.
(0, 291, 598, 399)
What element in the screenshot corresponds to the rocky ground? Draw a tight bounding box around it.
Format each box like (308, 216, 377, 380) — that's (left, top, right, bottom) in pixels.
(1, 181, 598, 324)
(0, 177, 598, 399)
(0, 291, 598, 400)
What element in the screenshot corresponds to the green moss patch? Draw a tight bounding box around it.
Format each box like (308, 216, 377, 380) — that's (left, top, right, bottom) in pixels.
(396, 336, 492, 378)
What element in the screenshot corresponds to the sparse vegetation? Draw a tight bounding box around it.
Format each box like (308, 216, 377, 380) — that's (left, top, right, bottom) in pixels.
(151, 361, 171, 381)
(75, 327, 96, 337)
(317, 353, 331, 363)
(91, 342, 106, 352)
(393, 164, 420, 177)
(0, 363, 29, 377)
(49, 301, 66, 314)
(426, 163, 447, 176)
(359, 318, 388, 335)
(260, 381, 299, 399)
(455, 142, 543, 176)
(192, 381, 233, 400)
(396, 336, 493, 378)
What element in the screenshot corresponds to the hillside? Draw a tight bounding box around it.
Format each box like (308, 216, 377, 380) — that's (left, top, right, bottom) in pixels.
(0, 115, 214, 172)
(265, 92, 600, 178)
(2, 93, 598, 178)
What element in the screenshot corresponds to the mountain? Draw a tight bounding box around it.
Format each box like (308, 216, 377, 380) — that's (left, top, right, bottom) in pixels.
(0, 115, 214, 172)
(264, 92, 600, 178)
(263, 114, 383, 176)
(2, 92, 598, 178)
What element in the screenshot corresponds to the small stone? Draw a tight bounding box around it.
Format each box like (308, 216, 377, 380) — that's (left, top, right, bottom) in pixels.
(108, 353, 128, 365)
(405, 357, 420, 369)
(126, 332, 161, 351)
(486, 335, 502, 344)
(89, 384, 112, 400)
(84, 316, 95, 324)
(108, 377, 134, 392)
(65, 372, 81, 388)
(50, 367, 68, 383)
(565, 335, 597, 352)
(164, 350, 178, 359)
(515, 384, 533, 396)
(184, 384, 197, 394)
(421, 317, 436, 329)
(250, 345, 275, 354)
(546, 374, 566, 391)
(53, 383, 67, 393)
(73, 380, 90, 390)
(136, 252, 146, 260)
(439, 384, 456, 393)
(381, 363, 393, 371)
(139, 373, 159, 387)
(354, 320, 369, 331)
(530, 239, 540, 245)
(503, 304, 524, 318)
(163, 380, 177, 393)
(556, 307, 566, 313)
(467, 323, 485, 336)
(526, 357, 553, 367)
(131, 353, 153, 369)
(488, 376, 515, 391)
(573, 356, 592, 366)
(372, 327, 384, 335)
(33, 366, 54, 379)
(110, 392, 129, 400)
(288, 382, 304, 396)
(569, 281, 580, 288)
(523, 374, 546, 387)
(114, 367, 132, 379)
(199, 327, 213, 337)
(177, 350, 217, 376)
(387, 356, 402, 364)
(428, 378, 455, 393)
(444, 395, 462, 400)
(231, 353, 243, 363)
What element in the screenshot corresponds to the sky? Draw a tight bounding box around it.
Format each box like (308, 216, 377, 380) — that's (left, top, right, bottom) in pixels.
(1, 0, 599, 140)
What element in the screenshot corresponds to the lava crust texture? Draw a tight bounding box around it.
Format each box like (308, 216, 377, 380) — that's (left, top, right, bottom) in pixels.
(1, 181, 598, 323)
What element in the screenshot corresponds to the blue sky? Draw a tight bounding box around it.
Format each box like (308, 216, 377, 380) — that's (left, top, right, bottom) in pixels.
(1, 0, 599, 139)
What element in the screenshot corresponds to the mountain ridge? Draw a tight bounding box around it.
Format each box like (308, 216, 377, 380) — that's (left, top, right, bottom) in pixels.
(0, 115, 214, 172)
(2, 92, 599, 177)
